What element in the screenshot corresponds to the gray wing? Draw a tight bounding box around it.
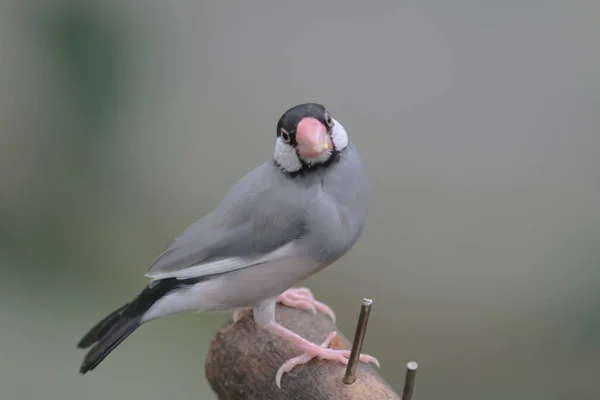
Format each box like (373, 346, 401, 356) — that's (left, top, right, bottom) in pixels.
(145, 162, 314, 280)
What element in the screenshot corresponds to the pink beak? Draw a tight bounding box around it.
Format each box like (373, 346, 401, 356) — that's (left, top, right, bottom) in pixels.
(295, 117, 333, 159)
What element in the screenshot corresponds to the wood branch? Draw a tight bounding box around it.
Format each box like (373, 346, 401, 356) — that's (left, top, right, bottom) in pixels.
(205, 305, 401, 400)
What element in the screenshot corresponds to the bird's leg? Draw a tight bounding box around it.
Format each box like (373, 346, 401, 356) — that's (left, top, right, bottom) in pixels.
(253, 298, 380, 388)
(276, 287, 336, 323)
(263, 321, 380, 388)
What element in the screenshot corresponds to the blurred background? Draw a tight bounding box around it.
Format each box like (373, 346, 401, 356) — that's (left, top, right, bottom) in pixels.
(1, 1, 599, 399)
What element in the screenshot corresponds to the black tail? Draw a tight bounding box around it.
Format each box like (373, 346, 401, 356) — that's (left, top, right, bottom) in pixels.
(77, 276, 206, 374)
(78, 314, 141, 374)
(77, 303, 130, 350)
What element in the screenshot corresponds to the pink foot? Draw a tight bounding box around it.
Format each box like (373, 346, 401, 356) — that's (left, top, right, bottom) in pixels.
(276, 287, 336, 323)
(264, 322, 380, 388)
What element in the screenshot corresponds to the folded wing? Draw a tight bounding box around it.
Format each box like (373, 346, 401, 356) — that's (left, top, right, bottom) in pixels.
(145, 163, 313, 281)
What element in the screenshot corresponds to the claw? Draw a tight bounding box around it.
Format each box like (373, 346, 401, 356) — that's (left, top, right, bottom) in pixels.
(265, 322, 380, 389)
(276, 287, 337, 323)
(275, 331, 338, 388)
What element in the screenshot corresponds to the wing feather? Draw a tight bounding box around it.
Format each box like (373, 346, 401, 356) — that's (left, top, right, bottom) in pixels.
(144, 162, 315, 280)
(145, 242, 296, 280)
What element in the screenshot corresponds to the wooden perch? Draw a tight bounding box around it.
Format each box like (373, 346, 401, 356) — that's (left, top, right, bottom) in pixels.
(205, 305, 401, 400)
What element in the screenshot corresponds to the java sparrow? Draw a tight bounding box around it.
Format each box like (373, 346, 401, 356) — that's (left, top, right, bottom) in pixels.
(77, 103, 379, 388)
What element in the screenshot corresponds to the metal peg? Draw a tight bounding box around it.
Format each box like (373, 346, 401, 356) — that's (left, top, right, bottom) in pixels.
(343, 298, 373, 384)
(401, 361, 418, 400)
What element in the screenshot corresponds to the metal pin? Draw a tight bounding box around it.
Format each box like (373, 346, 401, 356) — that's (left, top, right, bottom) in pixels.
(343, 298, 373, 384)
(401, 361, 418, 400)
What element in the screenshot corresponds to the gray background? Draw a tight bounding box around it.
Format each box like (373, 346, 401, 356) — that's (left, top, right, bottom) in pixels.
(1, 1, 599, 399)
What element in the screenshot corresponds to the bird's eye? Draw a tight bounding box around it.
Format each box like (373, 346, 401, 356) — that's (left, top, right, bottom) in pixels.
(325, 111, 333, 127)
(280, 129, 291, 143)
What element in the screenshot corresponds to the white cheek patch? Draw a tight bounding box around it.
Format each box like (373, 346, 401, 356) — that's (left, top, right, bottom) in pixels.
(330, 118, 349, 151)
(274, 137, 302, 172)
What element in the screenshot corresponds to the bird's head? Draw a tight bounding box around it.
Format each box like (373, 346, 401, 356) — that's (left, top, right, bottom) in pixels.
(274, 103, 349, 173)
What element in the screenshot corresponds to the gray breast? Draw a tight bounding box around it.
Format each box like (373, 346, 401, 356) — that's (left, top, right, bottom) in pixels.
(301, 143, 370, 264)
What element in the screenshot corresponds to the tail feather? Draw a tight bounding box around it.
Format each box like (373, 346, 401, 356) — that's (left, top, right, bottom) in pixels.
(77, 276, 206, 374)
(77, 303, 129, 349)
(79, 317, 140, 374)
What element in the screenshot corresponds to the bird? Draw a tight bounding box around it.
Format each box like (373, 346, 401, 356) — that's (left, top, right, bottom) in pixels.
(76, 102, 379, 388)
